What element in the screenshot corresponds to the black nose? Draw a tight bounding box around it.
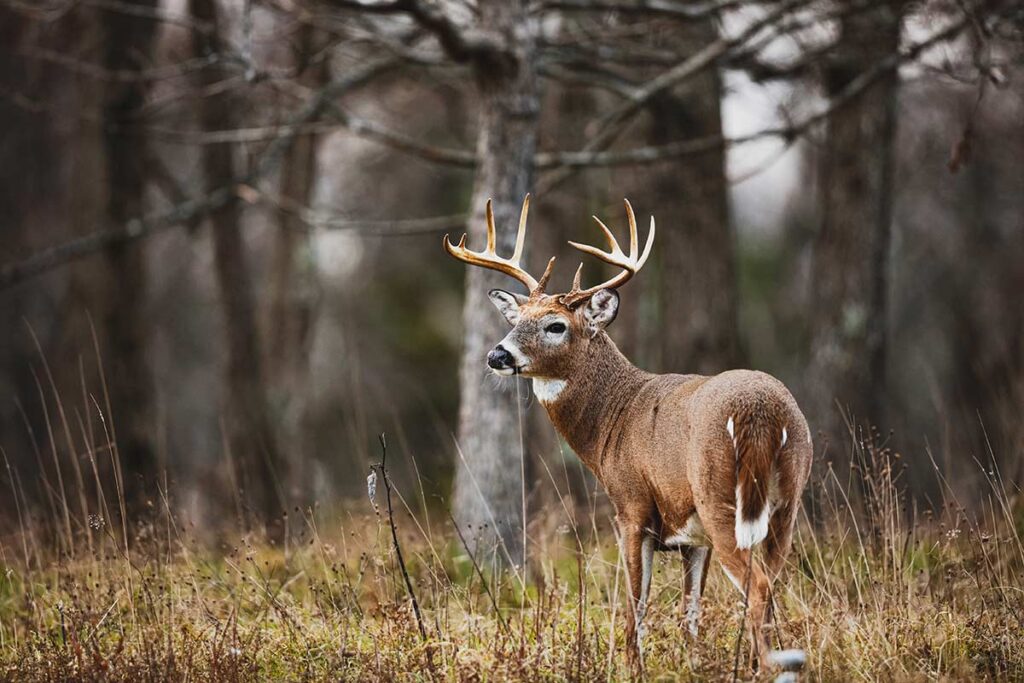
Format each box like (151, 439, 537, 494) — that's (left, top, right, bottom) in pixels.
(487, 345, 514, 370)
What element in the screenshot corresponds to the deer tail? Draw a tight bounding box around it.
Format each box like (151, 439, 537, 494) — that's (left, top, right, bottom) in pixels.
(726, 410, 787, 550)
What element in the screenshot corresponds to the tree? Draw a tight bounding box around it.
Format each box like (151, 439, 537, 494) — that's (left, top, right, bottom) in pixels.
(267, 24, 328, 504)
(451, 1, 540, 567)
(190, 0, 285, 534)
(650, 18, 739, 375)
(100, 0, 160, 493)
(806, 1, 902, 449)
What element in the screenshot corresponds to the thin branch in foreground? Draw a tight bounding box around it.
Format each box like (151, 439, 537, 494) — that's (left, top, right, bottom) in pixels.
(374, 433, 430, 643)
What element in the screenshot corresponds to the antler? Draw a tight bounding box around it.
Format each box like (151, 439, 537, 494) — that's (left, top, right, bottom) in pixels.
(560, 199, 655, 307)
(443, 194, 555, 295)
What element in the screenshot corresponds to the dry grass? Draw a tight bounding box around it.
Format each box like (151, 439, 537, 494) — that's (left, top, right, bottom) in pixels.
(1, 428, 1023, 682)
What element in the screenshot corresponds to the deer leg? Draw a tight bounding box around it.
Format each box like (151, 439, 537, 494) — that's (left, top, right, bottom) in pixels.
(763, 503, 796, 581)
(639, 533, 654, 626)
(717, 547, 771, 671)
(618, 520, 651, 670)
(680, 546, 711, 637)
(760, 504, 798, 650)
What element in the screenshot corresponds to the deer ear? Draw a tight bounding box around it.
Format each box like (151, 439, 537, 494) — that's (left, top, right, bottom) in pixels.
(583, 289, 619, 336)
(488, 289, 527, 326)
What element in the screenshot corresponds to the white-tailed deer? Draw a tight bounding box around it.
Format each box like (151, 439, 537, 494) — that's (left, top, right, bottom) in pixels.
(444, 196, 813, 670)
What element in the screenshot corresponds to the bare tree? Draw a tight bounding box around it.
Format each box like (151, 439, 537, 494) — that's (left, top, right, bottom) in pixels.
(806, 1, 902, 448)
(190, 0, 285, 534)
(2, 0, 1012, 534)
(267, 24, 328, 503)
(451, 1, 540, 567)
(100, 0, 159, 492)
(650, 18, 739, 375)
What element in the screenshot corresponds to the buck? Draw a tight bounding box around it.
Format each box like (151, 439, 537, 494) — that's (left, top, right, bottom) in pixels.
(444, 196, 813, 670)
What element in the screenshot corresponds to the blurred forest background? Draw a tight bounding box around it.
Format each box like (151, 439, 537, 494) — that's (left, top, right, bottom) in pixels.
(0, 0, 1021, 559)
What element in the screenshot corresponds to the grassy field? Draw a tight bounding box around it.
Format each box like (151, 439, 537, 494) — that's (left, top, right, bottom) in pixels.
(1, 436, 1023, 682)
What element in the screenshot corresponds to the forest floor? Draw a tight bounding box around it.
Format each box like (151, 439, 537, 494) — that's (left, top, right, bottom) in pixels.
(2, 440, 1023, 681)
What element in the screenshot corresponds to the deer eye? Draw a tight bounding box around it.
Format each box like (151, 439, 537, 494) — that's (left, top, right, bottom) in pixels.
(545, 322, 567, 334)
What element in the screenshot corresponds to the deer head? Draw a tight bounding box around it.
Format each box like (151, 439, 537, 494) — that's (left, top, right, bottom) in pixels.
(443, 195, 655, 380)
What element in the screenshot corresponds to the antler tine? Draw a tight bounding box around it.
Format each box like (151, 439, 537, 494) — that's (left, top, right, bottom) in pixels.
(624, 199, 638, 259)
(512, 194, 530, 263)
(638, 216, 655, 268)
(443, 195, 555, 295)
(536, 256, 556, 292)
(592, 216, 620, 253)
(561, 199, 656, 306)
(568, 216, 623, 261)
(485, 199, 497, 254)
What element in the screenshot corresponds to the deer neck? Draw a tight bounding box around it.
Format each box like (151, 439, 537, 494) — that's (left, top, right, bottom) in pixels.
(534, 333, 650, 475)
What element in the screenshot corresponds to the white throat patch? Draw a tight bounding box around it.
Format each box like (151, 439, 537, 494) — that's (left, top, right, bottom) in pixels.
(532, 378, 567, 403)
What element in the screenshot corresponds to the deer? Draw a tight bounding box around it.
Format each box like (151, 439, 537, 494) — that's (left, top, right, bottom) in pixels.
(444, 195, 813, 671)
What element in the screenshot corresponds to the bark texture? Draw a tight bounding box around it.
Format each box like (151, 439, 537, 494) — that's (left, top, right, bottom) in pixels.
(452, 0, 539, 567)
(190, 0, 285, 533)
(807, 1, 901, 448)
(651, 19, 739, 376)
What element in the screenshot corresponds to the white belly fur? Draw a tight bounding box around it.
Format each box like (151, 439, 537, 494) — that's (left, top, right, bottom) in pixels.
(663, 514, 710, 547)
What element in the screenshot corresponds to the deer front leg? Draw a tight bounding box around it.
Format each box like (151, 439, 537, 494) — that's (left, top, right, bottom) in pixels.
(618, 519, 653, 671)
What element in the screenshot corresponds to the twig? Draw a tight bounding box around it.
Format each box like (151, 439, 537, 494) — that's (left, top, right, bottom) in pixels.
(448, 508, 510, 634)
(332, 0, 510, 66)
(536, 0, 750, 21)
(375, 433, 429, 642)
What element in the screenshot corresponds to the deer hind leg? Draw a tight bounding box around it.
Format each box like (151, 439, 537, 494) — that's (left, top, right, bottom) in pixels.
(680, 545, 711, 637)
(763, 503, 797, 580)
(760, 503, 798, 646)
(716, 546, 771, 671)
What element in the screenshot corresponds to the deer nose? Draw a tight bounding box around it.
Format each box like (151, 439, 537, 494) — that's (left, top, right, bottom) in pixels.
(487, 345, 514, 370)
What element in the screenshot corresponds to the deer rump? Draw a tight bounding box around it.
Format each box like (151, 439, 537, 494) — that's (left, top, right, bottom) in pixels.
(726, 408, 788, 549)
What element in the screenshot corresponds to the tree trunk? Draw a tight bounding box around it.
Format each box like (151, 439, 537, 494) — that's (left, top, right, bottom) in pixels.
(100, 1, 159, 495)
(267, 24, 327, 506)
(651, 19, 739, 376)
(807, 1, 901, 448)
(190, 0, 285, 535)
(452, 0, 539, 567)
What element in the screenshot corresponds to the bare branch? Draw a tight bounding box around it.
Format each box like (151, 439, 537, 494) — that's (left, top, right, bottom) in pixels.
(1, 0, 1001, 289)
(328, 0, 509, 65)
(581, 0, 811, 150)
(142, 7, 986, 172)
(0, 186, 237, 292)
(536, 0, 750, 22)
(537, 2, 988, 170)
(83, 0, 215, 34)
(0, 57, 398, 290)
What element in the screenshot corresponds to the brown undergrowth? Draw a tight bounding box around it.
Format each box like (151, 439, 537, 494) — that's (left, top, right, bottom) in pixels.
(1, 426, 1023, 682)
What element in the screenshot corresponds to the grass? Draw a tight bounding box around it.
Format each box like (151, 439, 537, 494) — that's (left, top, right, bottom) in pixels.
(1, 426, 1023, 682)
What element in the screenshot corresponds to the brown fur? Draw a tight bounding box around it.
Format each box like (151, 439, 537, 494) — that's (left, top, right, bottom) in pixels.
(493, 292, 813, 670)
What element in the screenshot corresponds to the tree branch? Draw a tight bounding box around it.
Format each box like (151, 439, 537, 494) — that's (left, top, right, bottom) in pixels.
(0, 57, 397, 291)
(536, 3, 985, 170)
(0, 1, 998, 288)
(329, 0, 509, 66)
(536, 0, 750, 22)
